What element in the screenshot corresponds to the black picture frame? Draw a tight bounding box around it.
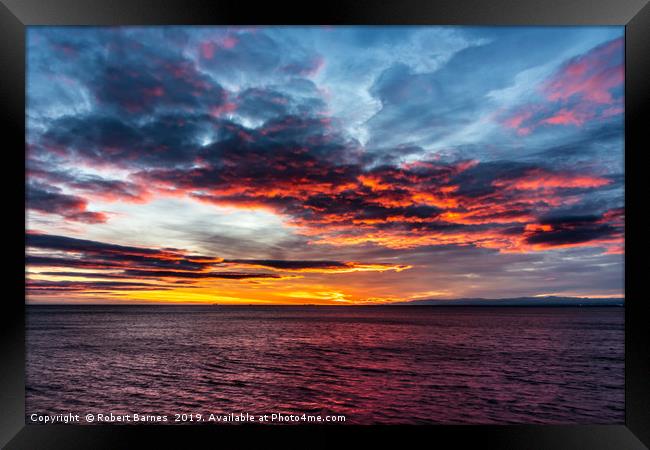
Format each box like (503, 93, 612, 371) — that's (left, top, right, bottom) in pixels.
(1, 0, 648, 448)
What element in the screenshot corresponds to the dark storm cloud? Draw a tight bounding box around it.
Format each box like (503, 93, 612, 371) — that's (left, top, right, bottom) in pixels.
(36, 271, 129, 279)
(524, 210, 623, 248)
(33, 269, 286, 281)
(525, 224, 617, 246)
(92, 34, 229, 116)
(37, 113, 211, 168)
(26, 279, 169, 291)
(26, 232, 218, 272)
(27, 255, 125, 270)
(27, 233, 172, 256)
(121, 269, 285, 279)
(449, 161, 534, 198)
(235, 88, 292, 121)
(225, 260, 353, 270)
(27, 183, 107, 224)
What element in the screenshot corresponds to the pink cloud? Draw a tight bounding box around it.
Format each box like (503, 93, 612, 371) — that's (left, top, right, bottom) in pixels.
(500, 38, 623, 136)
(199, 35, 239, 61)
(222, 36, 238, 49)
(540, 108, 590, 126)
(200, 42, 216, 60)
(503, 110, 532, 129)
(210, 102, 237, 118)
(544, 38, 623, 105)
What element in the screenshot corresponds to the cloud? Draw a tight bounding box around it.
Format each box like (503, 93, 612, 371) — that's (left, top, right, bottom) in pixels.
(522, 212, 622, 249)
(197, 30, 324, 82)
(26, 279, 169, 292)
(32, 269, 291, 281)
(35, 113, 212, 168)
(28, 164, 151, 204)
(121, 269, 289, 279)
(27, 183, 108, 224)
(29, 71, 622, 256)
(234, 86, 327, 124)
(26, 232, 409, 296)
(128, 117, 621, 253)
(544, 38, 623, 105)
(224, 259, 410, 273)
(91, 33, 229, 116)
(501, 38, 623, 136)
(491, 169, 611, 191)
(26, 232, 222, 272)
(362, 28, 604, 150)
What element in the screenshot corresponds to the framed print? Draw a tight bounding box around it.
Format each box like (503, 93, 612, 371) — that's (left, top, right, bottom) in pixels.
(1, 0, 648, 448)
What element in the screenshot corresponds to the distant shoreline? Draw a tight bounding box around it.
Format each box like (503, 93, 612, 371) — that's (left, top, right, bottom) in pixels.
(24, 295, 624, 307)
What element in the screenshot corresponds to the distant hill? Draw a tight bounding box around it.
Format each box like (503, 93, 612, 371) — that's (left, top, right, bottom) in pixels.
(392, 296, 624, 306)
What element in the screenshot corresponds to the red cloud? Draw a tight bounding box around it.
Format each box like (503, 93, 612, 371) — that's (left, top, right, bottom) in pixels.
(134, 148, 620, 255)
(493, 169, 611, 191)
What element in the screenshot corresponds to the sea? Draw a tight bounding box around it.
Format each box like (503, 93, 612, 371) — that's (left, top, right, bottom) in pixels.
(25, 305, 624, 424)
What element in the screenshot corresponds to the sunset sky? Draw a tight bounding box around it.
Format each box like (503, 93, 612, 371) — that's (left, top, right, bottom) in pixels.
(26, 26, 624, 304)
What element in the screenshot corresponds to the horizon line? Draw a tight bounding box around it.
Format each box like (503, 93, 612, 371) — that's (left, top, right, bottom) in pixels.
(25, 297, 625, 307)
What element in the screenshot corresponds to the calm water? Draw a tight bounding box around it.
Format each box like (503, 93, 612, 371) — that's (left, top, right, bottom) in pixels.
(26, 306, 624, 424)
